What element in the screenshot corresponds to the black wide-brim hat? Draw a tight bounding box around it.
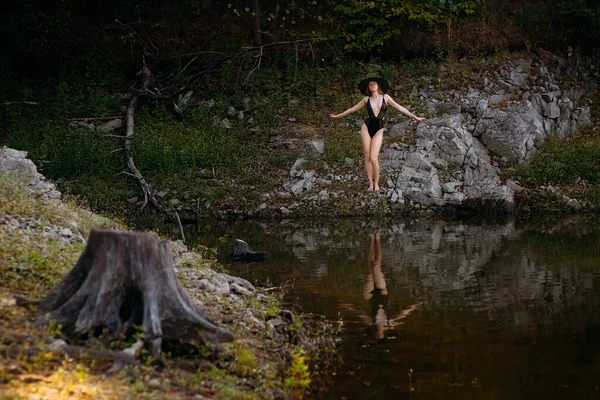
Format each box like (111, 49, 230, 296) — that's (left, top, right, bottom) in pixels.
(358, 77, 389, 94)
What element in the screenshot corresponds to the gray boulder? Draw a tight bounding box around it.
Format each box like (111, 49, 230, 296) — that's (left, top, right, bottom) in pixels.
(0, 146, 61, 200)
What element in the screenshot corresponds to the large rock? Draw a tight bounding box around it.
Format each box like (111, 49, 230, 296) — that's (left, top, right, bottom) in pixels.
(475, 91, 591, 163)
(272, 54, 593, 215)
(474, 96, 545, 163)
(382, 114, 515, 211)
(0, 146, 61, 200)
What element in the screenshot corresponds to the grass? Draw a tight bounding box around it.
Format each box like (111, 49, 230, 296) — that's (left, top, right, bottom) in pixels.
(507, 127, 600, 216)
(0, 173, 339, 399)
(0, 175, 121, 295)
(512, 129, 600, 187)
(321, 126, 363, 166)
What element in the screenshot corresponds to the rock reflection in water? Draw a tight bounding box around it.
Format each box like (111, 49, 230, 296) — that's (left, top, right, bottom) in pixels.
(170, 217, 600, 399)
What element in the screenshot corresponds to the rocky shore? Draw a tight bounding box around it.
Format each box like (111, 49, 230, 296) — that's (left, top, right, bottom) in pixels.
(87, 52, 594, 221)
(0, 146, 338, 399)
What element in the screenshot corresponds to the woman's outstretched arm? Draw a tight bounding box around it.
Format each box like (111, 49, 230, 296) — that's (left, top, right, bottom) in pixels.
(329, 97, 367, 119)
(385, 94, 425, 122)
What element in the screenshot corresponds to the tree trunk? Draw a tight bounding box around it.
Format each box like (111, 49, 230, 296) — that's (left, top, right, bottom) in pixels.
(253, 0, 262, 45)
(31, 228, 233, 357)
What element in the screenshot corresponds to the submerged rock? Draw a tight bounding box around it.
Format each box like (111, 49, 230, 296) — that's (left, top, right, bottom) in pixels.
(232, 239, 268, 262)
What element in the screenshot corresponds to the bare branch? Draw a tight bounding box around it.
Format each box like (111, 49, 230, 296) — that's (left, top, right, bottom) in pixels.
(186, 38, 329, 86)
(245, 47, 264, 84)
(176, 55, 199, 80)
(115, 19, 148, 53)
(136, 5, 159, 58)
(2, 101, 39, 106)
(68, 116, 125, 121)
(174, 211, 186, 243)
(124, 93, 158, 211)
(169, 50, 228, 59)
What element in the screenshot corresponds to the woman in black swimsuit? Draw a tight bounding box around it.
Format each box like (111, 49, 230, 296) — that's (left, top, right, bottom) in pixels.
(329, 77, 425, 192)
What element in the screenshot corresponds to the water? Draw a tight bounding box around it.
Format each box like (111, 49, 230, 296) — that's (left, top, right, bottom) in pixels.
(167, 216, 600, 399)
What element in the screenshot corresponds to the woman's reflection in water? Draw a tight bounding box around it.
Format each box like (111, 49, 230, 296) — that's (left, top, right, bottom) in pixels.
(363, 232, 423, 339)
(363, 232, 388, 339)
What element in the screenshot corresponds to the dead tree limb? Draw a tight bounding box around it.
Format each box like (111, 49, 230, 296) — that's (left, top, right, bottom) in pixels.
(185, 38, 330, 88)
(2, 101, 39, 106)
(124, 93, 158, 210)
(16, 228, 233, 359)
(68, 116, 125, 121)
(46, 338, 143, 375)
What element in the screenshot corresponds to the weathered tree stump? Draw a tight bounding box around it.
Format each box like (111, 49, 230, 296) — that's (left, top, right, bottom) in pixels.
(26, 228, 233, 357)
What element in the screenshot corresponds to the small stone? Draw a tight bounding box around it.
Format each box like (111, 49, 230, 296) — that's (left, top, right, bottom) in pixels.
(220, 118, 232, 129)
(231, 283, 253, 296)
(280, 207, 291, 214)
(59, 228, 73, 238)
(210, 273, 231, 296)
(198, 169, 213, 179)
(147, 379, 161, 388)
(97, 119, 123, 133)
(308, 139, 325, 155)
(566, 198, 580, 210)
(505, 180, 524, 193)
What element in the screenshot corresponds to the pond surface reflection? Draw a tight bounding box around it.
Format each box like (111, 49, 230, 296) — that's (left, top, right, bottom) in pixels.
(174, 217, 600, 399)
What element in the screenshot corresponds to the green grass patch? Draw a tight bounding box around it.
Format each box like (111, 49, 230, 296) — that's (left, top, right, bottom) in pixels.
(322, 126, 362, 165)
(512, 129, 600, 187)
(0, 174, 121, 294)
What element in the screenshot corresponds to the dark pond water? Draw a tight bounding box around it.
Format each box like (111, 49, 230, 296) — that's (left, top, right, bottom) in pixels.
(164, 216, 600, 399)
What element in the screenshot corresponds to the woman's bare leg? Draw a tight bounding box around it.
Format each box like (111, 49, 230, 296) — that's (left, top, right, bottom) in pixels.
(372, 232, 386, 295)
(370, 129, 384, 191)
(360, 125, 374, 190)
(363, 233, 376, 300)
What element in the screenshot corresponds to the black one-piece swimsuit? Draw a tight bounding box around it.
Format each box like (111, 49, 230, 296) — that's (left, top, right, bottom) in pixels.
(365, 97, 387, 138)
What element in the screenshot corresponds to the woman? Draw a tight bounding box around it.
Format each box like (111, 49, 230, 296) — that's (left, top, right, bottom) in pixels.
(329, 77, 425, 192)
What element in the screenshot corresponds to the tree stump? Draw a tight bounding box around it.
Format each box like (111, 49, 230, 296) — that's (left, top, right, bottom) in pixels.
(232, 239, 268, 262)
(29, 228, 233, 357)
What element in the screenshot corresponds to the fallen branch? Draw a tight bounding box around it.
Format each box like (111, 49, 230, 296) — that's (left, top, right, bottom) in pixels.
(2, 101, 39, 106)
(68, 116, 125, 121)
(45, 338, 143, 376)
(174, 210, 186, 243)
(125, 93, 158, 210)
